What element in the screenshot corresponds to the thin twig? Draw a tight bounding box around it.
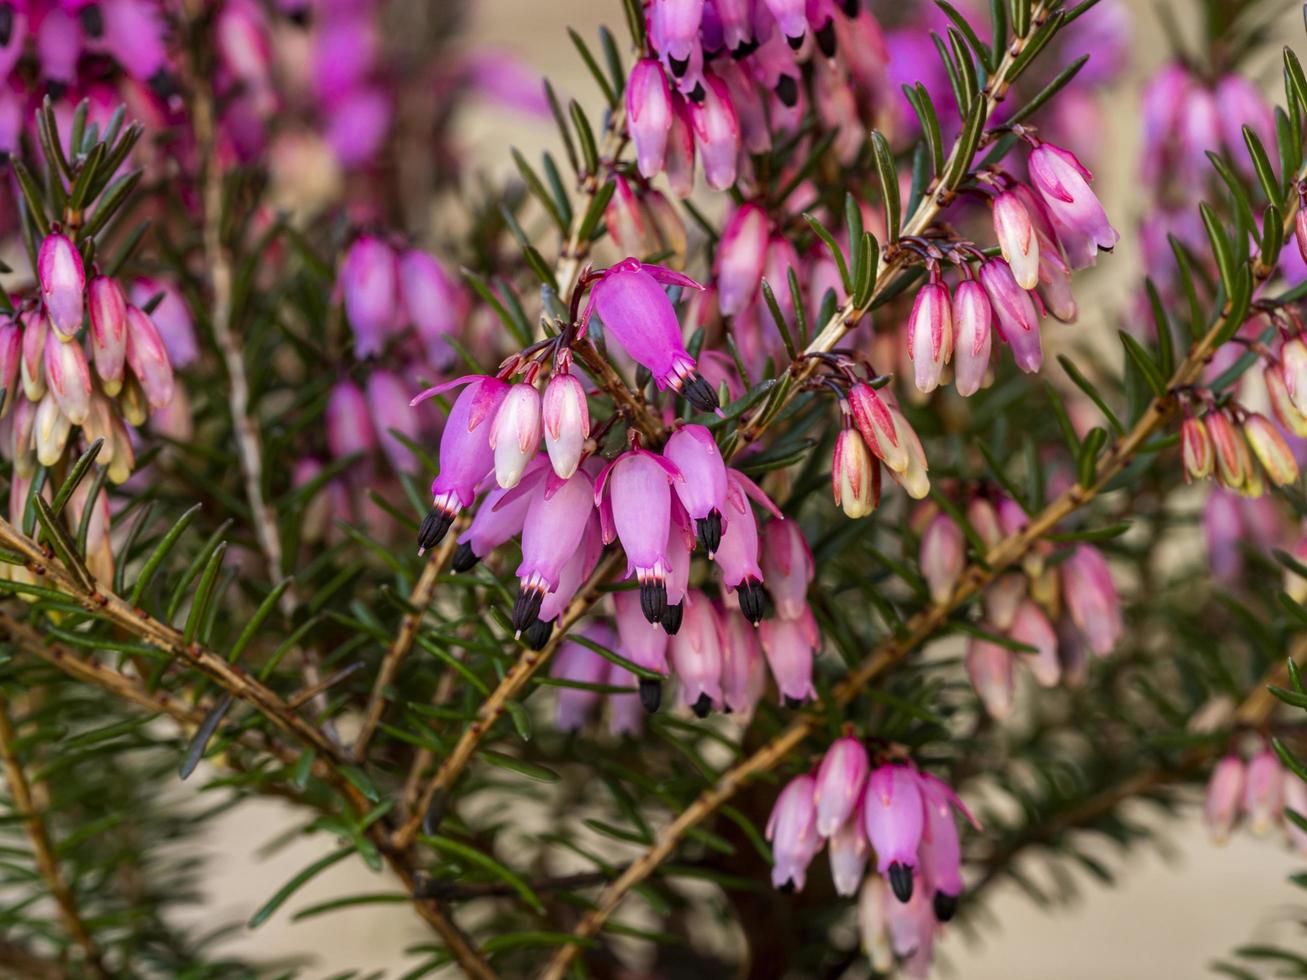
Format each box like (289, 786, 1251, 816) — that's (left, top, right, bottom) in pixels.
(0, 695, 108, 978)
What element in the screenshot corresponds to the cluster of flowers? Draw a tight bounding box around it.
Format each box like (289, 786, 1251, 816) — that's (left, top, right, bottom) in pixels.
(1180, 402, 1299, 498)
(626, 0, 890, 198)
(767, 742, 976, 973)
(831, 380, 929, 516)
(914, 494, 1125, 718)
(1205, 747, 1307, 856)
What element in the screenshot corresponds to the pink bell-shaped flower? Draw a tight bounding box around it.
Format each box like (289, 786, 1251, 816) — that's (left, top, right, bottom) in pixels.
(920, 513, 963, 605)
(906, 280, 952, 394)
(766, 773, 821, 891)
(123, 305, 175, 409)
(714, 469, 780, 623)
(43, 334, 91, 426)
(398, 249, 464, 368)
(917, 772, 978, 922)
(627, 58, 674, 178)
(966, 635, 1014, 720)
(1028, 141, 1119, 268)
(979, 258, 1042, 373)
(664, 423, 728, 554)
(614, 587, 670, 712)
(366, 370, 421, 473)
(326, 379, 375, 462)
(759, 605, 819, 706)
(688, 72, 740, 190)
(715, 204, 769, 317)
(514, 468, 595, 633)
(952, 278, 992, 397)
(760, 519, 814, 620)
(670, 590, 724, 716)
(992, 189, 1039, 290)
(863, 763, 925, 902)
(1060, 544, 1122, 656)
(718, 603, 765, 716)
(829, 809, 870, 897)
(596, 446, 683, 624)
(814, 735, 870, 837)
(489, 382, 542, 490)
(452, 458, 548, 573)
(341, 235, 398, 358)
(1010, 598, 1060, 687)
(1204, 754, 1244, 845)
(551, 626, 612, 732)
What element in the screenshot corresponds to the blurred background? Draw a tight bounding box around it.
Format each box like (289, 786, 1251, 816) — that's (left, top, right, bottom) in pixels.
(168, 0, 1307, 976)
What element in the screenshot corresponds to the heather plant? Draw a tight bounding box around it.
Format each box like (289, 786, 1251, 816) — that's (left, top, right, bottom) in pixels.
(0, 0, 1306, 977)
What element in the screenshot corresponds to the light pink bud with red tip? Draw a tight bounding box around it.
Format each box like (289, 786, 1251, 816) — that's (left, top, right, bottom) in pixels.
(848, 382, 906, 473)
(489, 383, 541, 489)
(1243, 749, 1284, 836)
(766, 773, 821, 891)
(671, 591, 724, 716)
(979, 258, 1042, 373)
(130, 278, 198, 368)
(907, 281, 952, 394)
(542, 373, 589, 479)
(966, 636, 1015, 720)
(0, 320, 18, 414)
(759, 605, 819, 706)
(341, 236, 398, 358)
(551, 626, 611, 732)
(814, 735, 870, 837)
(664, 423, 728, 554)
(863, 764, 925, 902)
(1244, 413, 1299, 487)
(88, 276, 127, 396)
(1181, 416, 1214, 480)
(398, 249, 464, 368)
(992, 190, 1039, 290)
(326, 379, 375, 460)
(1207, 410, 1249, 491)
(832, 428, 879, 518)
(38, 232, 84, 340)
(365, 370, 420, 472)
(596, 447, 682, 623)
(952, 279, 992, 397)
(715, 204, 769, 317)
(719, 604, 765, 715)
(43, 333, 91, 426)
(761, 519, 814, 620)
(584, 259, 717, 412)
(829, 811, 870, 896)
(921, 513, 963, 604)
(20, 310, 48, 402)
(1028, 142, 1119, 268)
(1010, 598, 1059, 687)
(1205, 754, 1244, 844)
(627, 58, 674, 178)
(124, 306, 175, 408)
(688, 72, 740, 190)
(1060, 544, 1122, 656)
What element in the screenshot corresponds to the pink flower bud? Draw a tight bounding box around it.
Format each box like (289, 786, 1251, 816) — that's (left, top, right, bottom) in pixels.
(766, 773, 821, 891)
(966, 635, 1015, 720)
(863, 764, 925, 901)
(365, 370, 421, 473)
(979, 258, 1042, 373)
(124, 306, 175, 409)
(1060, 544, 1121, 656)
(584, 259, 717, 412)
(1268, 361, 1307, 436)
(985, 573, 1026, 631)
(664, 423, 728, 552)
(489, 383, 542, 490)
(921, 513, 963, 604)
(1204, 754, 1244, 845)
(759, 605, 819, 706)
(715, 204, 769, 317)
(1181, 416, 1213, 481)
(952, 279, 992, 397)
(596, 448, 681, 622)
(515, 468, 595, 631)
(907, 281, 952, 394)
(21, 309, 48, 402)
(688, 72, 740, 190)
(88, 276, 127, 396)
(1208, 410, 1249, 491)
(38, 232, 84, 340)
(761, 519, 814, 620)
(848, 382, 906, 474)
(1243, 749, 1284, 836)
(341, 236, 398, 358)
(1244, 413, 1299, 487)
(967, 497, 1003, 550)
(34, 390, 70, 467)
(130, 278, 198, 368)
(542, 373, 589, 480)
(43, 335, 91, 426)
(1028, 141, 1119, 268)
(885, 406, 930, 500)
(326, 379, 375, 461)
(829, 811, 870, 896)
(627, 58, 674, 178)
(1010, 598, 1059, 687)
(398, 249, 464, 368)
(815, 735, 870, 837)
(671, 591, 724, 716)
(718, 604, 765, 715)
(0, 320, 19, 415)
(414, 375, 510, 549)
(1297, 209, 1307, 269)
(551, 627, 610, 732)
(992, 189, 1039, 289)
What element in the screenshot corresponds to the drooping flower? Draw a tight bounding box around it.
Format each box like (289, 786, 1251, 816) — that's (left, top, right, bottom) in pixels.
(670, 590, 724, 716)
(1028, 140, 1119, 268)
(88, 276, 127, 396)
(1243, 749, 1284, 836)
(1204, 754, 1244, 845)
(952, 278, 993, 397)
(760, 519, 814, 621)
(664, 423, 729, 554)
(906, 279, 952, 394)
(920, 513, 963, 605)
(542, 372, 589, 480)
(766, 773, 821, 891)
(715, 204, 769, 317)
(713, 469, 780, 623)
(832, 428, 879, 518)
(626, 58, 674, 178)
(489, 383, 542, 490)
(829, 811, 870, 897)
(596, 446, 683, 623)
(979, 258, 1042, 373)
(814, 735, 870, 837)
(992, 189, 1039, 290)
(966, 635, 1015, 720)
(863, 764, 925, 902)
(341, 235, 398, 358)
(1060, 544, 1122, 656)
(513, 467, 595, 633)
(759, 605, 819, 707)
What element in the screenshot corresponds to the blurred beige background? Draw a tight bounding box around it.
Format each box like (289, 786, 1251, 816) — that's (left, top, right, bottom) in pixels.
(187, 0, 1307, 976)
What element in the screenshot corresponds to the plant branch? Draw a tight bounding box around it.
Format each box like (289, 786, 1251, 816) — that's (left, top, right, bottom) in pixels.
(0, 694, 108, 978)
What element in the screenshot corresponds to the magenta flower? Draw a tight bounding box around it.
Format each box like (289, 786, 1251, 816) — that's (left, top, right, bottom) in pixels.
(712, 0, 754, 54)
(583, 258, 717, 412)
(664, 423, 728, 554)
(88, 276, 127, 396)
(596, 446, 682, 623)
(530, 514, 603, 650)
(759, 605, 819, 706)
(606, 661, 646, 737)
(688, 72, 740, 190)
(718, 603, 764, 715)
(766, 773, 821, 891)
(326, 379, 375, 462)
(627, 58, 673, 178)
(670, 590, 724, 716)
(365, 370, 421, 474)
(863, 763, 925, 901)
(341, 235, 398, 358)
(978, 258, 1042, 373)
(814, 735, 870, 837)
(829, 811, 870, 896)
(1028, 141, 1119, 268)
(715, 204, 769, 317)
(101, 0, 168, 85)
(542, 372, 589, 480)
(760, 519, 814, 620)
(992, 190, 1039, 290)
(614, 588, 670, 712)
(514, 468, 595, 633)
(551, 627, 610, 732)
(412, 375, 510, 552)
(452, 459, 547, 573)
(1204, 754, 1244, 845)
(763, 0, 809, 46)
(398, 249, 464, 369)
(917, 772, 977, 922)
(129, 278, 198, 368)
(714, 469, 781, 623)
(38, 232, 84, 340)
(952, 278, 992, 397)
(1060, 544, 1122, 656)
(123, 306, 175, 409)
(907, 280, 952, 394)
(966, 635, 1014, 720)
(662, 505, 694, 633)
(920, 513, 963, 605)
